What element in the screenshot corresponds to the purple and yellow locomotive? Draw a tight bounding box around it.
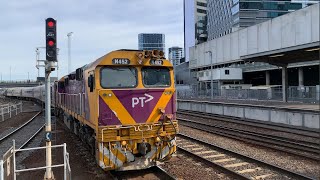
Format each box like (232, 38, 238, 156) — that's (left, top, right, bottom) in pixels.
(56, 49, 178, 170)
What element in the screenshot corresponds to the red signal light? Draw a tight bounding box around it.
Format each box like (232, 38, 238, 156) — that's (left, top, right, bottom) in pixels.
(48, 21, 54, 27)
(48, 40, 54, 46)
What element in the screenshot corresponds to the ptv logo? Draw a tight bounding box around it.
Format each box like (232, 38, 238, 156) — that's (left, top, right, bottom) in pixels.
(132, 93, 154, 108)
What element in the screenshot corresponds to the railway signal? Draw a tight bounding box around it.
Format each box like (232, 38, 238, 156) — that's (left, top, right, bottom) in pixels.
(46, 18, 57, 61)
(44, 17, 58, 180)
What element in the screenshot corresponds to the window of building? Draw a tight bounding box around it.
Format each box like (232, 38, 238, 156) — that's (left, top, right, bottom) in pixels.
(197, 9, 207, 14)
(197, 2, 207, 7)
(197, 22, 204, 27)
(225, 69, 230, 75)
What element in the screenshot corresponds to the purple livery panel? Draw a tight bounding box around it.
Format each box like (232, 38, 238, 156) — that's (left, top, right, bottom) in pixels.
(164, 92, 176, 120)
(99, 89, 175, 126)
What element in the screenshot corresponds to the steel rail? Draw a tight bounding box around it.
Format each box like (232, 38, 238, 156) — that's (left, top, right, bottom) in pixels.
(0, 111, 41, 142)
(178, 117, 319, 152)
(178, 110, 319, 138)
(177, 133, 316, 180)
(177, 146, 249, 180)
(178, 118, 319, 161)
(18, 124, 45, 150)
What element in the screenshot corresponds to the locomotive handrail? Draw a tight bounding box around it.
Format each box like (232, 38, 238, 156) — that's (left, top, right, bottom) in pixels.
(0, 160, 3, 180)
(57, 93, 85, 116)
(79, 93, 82, 115)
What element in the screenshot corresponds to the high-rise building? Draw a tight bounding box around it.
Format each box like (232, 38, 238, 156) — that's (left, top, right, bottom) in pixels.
(138, 33, 165, 53)
(184, 0, 208, 62)
(168, 47, 184, 67)
(194, 0, 208, 44)
(207, 0, 320, 40)
(207, 0, 233, 40)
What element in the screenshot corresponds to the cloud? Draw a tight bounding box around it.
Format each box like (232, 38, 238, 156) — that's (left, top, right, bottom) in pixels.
(0, 0, 183, 80)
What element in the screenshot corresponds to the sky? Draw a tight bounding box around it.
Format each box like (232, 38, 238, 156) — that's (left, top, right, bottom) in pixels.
(0, 0, 184, 81)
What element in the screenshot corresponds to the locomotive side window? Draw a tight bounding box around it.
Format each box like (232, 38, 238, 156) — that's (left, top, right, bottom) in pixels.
(100, 67, 137, 88)
(142, 67, 171, 87)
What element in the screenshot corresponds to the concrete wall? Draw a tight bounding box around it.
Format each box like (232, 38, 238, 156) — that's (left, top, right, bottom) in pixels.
(178, 100, 320, 129)
(189, 3, 320, 69)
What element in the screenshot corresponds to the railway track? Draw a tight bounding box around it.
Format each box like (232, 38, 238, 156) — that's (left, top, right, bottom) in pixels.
(0, 111, 44, 156)
(178, 117, 320, 161)
(177, 133, 316, 180)
(178, 110, 319, 138)
(110, 165, 176, 180)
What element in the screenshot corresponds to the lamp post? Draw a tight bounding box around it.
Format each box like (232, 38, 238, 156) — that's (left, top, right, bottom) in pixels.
(67, 32, 73, 74)
(205, 51, 213, 100)
(10, 66, 11, 82)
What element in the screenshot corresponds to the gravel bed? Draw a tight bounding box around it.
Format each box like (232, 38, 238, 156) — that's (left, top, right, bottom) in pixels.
(112, 166, 172, 180)
(16, 130, 45, 171)
(21, 101, 42, 112)
(179, 120, 319, 159)
(159, 152, 233, 180)
(178, 136, 293, 179)
(179, 125, 320, 179)
(0, 113, 44, 157)
(178, 113, 319, 145)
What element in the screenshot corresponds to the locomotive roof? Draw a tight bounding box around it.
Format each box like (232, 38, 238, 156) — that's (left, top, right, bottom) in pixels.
(58, 49, 173, 82)
(84, 49, 173, 72)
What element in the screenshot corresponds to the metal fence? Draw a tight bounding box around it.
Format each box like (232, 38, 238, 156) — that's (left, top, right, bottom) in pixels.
(1, 147, 13, 180)
(1, 140, 71, 180)
(0, 102, 23, 122)
(0, 80, 38, 84)
(177, 86, 319, 103)
(0, 159, 3, 180)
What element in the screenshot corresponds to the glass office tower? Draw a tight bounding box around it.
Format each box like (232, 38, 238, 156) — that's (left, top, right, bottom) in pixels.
(207, 0, 320, 40)
(138, 33, 165, 53)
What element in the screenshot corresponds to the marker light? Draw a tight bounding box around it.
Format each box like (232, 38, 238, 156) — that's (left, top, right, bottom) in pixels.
(152, 50, 159, 57)
(137, 52, 143, 59)
(144, 50, 152, 58)
(159, 51, 164, 57)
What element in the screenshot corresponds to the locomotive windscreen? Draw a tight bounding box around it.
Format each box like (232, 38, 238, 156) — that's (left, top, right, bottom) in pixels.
(100, 67, 137, 88)
(142, 67, 171, 87)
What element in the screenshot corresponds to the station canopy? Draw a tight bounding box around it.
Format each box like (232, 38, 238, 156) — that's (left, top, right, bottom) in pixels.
(241, 42, 319, 66)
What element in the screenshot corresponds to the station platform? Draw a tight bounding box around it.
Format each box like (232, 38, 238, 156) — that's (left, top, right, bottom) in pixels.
(178, 98, 319, 112)
(177, 99, 320, 130)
